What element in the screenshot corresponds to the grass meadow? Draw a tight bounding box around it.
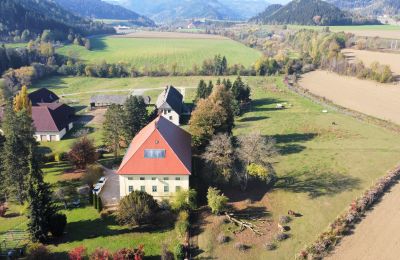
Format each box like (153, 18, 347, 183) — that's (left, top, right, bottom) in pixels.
(194, 77, 400, 259)
(56, 36, 262, 72)
(4, 75, 400, 259)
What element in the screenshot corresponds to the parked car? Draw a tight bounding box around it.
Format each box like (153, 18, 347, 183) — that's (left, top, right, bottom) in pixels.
(93, 184, 102, 195)
(98, 177, 107, 184)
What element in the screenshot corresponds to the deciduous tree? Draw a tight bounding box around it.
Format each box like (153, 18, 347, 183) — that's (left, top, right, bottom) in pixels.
(68, 136, 97, 169)
(207, 187, 228, 215)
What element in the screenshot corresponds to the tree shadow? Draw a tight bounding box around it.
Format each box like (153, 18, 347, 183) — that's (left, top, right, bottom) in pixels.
(250, 98, 287, 112)
(273, 133, 318, 143)
(91, 37, 108, 51)
(224, 181, 272, 202)
(231, 205, 271, 221)
(190, 207, 212, 237)
(238, 116, 269, 122)
(278, 144, 306, 155)
(275, 169, 361, 198)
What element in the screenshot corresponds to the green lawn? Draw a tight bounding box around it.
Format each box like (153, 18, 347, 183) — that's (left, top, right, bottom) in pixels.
(31, 75, 237, 106)
(197, 76, 400, 259)
(57, 36, 261, 72)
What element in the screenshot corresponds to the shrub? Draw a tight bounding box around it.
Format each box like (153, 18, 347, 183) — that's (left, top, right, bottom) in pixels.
(171, 189, 197, 211)
(113, 248, 135, 259)
(279, 215, 291, 225)
(207, 187, 228, 215)
(49, 213, 67, 237)
(69, 246, 87, 260)
(175, 211, 189, 239)
(234, 242, 247, 251)
(217, 234, 230, 244)
(68, 136, 98, 169)
(26, 243, 51, 260)
(90, 248, 111, 260)
(117, 191, 159, 226)
(275, 232, 289, 241)
(174, 244, 185, 260)
(161, 244, 174, 260)
(0, 203, 7, 217)
(159, 199, 171, 210)
(265, 242, 277, 251)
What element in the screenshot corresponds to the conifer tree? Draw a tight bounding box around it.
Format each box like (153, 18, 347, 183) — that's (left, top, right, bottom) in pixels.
(195, 80, 208, 101)
(103, 104, 125, 158)
(27, 143, 56, 242)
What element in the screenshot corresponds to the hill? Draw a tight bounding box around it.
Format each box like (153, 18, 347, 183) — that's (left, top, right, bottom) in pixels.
(250, 0, 380, 26)
(54, 0, 155, 27)
(218, 0, 270, 19)
(250, 4, 283, 22)
(0, 0, 114, 41)
(106, 0, 245, 22)
(326, 0, 400, 16)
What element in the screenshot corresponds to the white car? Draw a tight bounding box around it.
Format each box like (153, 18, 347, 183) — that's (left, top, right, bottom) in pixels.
(93, 184, 102, 195)
(98, 177, 107, 184)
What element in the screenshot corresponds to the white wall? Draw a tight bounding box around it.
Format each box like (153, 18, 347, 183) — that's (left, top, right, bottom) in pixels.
(160, 109, 180, 126)
(119, 174, 190, 201)
(34, 128, 66, 142)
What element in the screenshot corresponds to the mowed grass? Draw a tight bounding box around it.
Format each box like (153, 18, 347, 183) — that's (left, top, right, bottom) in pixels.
(2, 161, 177, 258)
(197, 77, 400, 259)
(57, 36, 262, 72)
(31, 76, 238, 105)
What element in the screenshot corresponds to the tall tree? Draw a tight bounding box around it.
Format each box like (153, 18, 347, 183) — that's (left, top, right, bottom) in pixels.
(195, 80, 208, 101)
(27, 143, 56, 242)
(14, 85, 32, 114)
(123, 96, 149, 142)
(1, 104, 35, 203)
(232, 77, 251, 103)
(103, 104, 125, 158)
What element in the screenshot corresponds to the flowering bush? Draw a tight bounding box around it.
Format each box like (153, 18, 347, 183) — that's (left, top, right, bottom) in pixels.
(69, 246, 87, 260)
(90, 248, 111, 260)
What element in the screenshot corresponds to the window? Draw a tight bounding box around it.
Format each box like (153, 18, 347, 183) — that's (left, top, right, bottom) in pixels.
(163, 110, 167, 115)
(152, 186, 157, 192)
(128, 177, 133, 180)
(176, 186, 181, 192)
(140, 186, 145, 192)
(163, 177, 169, 181)
(128, 186, 133, 193)
(169, 116, 173, 120)
(151, 177, 156, 181)
(140, 177, 145, 180)
(164, 186, 169, 192)
(144, 149, 166, 158)
(168, 109, 171, 113)
(175, 177, 181, 181)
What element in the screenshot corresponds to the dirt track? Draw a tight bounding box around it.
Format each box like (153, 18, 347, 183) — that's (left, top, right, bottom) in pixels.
(326, 179, 400, 260)
(342, 49, 400, 76)
(298, 71, 400, 125)
(112, 31, 227, 40)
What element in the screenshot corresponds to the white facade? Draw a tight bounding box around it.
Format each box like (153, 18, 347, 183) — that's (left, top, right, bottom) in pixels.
(119, 174, 189, 201)
(160, 109, 180, 126)
(34, 122, 74, 142)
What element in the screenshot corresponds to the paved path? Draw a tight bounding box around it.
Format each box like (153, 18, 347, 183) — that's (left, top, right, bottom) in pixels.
(326, 181, 400, 260)
(99, 167, 120, 207)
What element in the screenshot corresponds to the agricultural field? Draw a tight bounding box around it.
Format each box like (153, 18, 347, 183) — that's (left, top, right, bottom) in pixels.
(298, 70, 400, 125)
(342, 48, 400, 76)
(287, 24, 400, 39)
(56, 32, 262, 72)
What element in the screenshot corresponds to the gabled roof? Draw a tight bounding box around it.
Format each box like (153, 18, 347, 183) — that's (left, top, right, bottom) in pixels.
(32, 103, 75, 132)
(156, 86, 183, 114)
(29, 88, 59, 105)
(117, 116, 192, 175)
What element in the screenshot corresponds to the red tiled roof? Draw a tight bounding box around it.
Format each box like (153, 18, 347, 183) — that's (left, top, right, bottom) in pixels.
(117, 116, 192, 175)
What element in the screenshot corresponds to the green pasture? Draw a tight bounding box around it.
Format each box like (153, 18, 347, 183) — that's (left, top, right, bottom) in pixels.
(56, 36, 262, 72)
(287, 24, 400, 31)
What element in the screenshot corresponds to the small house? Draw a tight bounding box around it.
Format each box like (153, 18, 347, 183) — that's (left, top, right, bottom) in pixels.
(156, 86, 189, 126)
(90, 95, 151, 109)
(117, 116, 191, 201)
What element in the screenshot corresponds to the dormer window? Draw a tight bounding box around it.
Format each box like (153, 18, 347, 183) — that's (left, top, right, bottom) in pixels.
(144, 149, 166, 158)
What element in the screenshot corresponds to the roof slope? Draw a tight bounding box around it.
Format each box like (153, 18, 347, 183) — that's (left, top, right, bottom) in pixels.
(156, 86, 183, 114)
(117, 116, 192, 175)
(32, 103, 74, 132)
(29, 88, 59, 105)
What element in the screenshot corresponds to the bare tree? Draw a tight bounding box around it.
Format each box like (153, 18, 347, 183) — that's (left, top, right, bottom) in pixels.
(236, 131, 278, 191)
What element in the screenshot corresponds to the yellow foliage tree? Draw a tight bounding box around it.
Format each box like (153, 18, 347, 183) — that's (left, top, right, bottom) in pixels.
(14, 85, 32, 114)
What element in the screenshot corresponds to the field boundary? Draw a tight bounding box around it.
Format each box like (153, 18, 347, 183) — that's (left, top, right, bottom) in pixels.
(285, 77, 400, 133)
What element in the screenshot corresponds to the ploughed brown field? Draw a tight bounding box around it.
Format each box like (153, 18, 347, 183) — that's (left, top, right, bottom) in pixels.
(340, 30, 400, 40)
(298, 70, 400, 125)
(111, 31, 227, 40)
(326, 180, 400, 260)
(342, 48, 400, 77)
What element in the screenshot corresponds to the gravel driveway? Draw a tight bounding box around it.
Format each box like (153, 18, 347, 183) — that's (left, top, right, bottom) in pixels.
(99, 167, 120, 207)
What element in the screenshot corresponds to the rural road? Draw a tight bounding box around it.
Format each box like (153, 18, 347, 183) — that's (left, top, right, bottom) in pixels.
(299, 70, 400, 125)
(61, 86, 196, 99)
(99, 167, 120, 207)
(326, 180, 400, 260)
